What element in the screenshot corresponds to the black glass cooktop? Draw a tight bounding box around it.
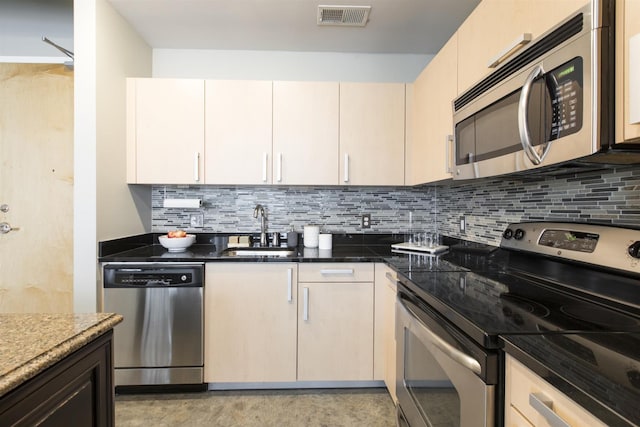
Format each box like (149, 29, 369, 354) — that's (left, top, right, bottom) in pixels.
(394, 249, 640, 349)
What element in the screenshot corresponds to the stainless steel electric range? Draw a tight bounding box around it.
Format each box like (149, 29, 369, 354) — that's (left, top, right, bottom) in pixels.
(391, 222, 640, 427)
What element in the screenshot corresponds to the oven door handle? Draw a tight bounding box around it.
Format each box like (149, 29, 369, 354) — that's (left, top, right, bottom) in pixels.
(400, 299, 482, 376)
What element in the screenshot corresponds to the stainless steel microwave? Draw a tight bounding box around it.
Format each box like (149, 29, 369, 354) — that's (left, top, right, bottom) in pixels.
(452, 0, 620, 180)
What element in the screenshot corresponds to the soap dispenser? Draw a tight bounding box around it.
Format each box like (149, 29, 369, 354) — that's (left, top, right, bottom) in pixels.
(286, 226, 299, 248)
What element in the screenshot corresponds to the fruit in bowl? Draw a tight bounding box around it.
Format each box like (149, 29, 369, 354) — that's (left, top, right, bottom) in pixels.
(167, 230, 187, 238)
(158, 231, 195, 252)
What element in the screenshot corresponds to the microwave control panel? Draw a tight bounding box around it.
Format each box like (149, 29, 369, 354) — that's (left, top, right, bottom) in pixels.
(548, 57, 583, 141)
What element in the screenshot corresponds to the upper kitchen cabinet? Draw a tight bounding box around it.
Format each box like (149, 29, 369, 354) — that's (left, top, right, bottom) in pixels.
(205, 80, 273, 184)
(339, 83, 406, 186)
(273, 81, 339, 185)
(126, 78, 205, 184)
(408, 34, 457, 185)
(616, 0, 640, 143)
(457, 0, 589, 94)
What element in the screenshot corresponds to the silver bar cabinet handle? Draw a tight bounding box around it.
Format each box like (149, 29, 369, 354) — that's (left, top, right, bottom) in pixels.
(487, 33, 532, 68)
(193, 152, 200, 182)
(262, 152, 268, 182)
(445, 134, 454, 174)
(303, 287, 309, 321)
(277, 153, 282, 183)
(343, 153, 349, 183)
(320, 269, 354, 276)
(529, 393, 570, 427)
(287, 268, 293, 302)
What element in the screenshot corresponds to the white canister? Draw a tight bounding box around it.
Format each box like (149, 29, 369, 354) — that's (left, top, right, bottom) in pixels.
(303, 225, 320, 248)
(318, 233, 332, 250)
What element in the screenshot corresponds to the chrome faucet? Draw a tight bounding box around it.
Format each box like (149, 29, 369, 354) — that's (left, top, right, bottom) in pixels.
(253, 204, 268, 246)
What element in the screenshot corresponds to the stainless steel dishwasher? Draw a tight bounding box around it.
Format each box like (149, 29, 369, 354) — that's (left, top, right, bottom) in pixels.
(103, 263, 204, 390)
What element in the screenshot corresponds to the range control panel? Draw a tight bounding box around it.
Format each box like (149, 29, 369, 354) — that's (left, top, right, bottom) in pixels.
(501, 222, 640, 274)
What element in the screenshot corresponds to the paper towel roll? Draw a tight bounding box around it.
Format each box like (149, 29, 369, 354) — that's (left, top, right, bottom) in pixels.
(163, 198, 202, 208)
(304, 225, 319, 248)
(318, 233, 332, 250)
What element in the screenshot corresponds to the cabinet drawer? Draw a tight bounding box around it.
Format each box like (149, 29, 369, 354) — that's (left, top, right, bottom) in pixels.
(506, 356, 606, 427)
(299, 263, 374, 282)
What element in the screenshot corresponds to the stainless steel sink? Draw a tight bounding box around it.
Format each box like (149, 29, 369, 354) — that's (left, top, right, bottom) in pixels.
(222, 247, 297, 257)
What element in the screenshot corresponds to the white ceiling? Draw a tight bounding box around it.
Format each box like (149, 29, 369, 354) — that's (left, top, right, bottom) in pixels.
(108, 0, 481, 55)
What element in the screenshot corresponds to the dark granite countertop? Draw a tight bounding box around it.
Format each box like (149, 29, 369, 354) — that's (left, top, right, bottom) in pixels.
(98, 232, 404, 263)
(501, 333, 640, 427)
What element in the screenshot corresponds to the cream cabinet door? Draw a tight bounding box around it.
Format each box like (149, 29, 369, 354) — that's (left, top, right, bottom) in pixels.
(273, 81, 339, 185)
(126, 78, 204, 184)
(339, 83, 405, 185)
(616, 0, 640, 142)
(409, 34, 457, 185)
(205, 80, 273, 184)
(457, 0, 589, 94)
(204, 263, 297, 383)
(505, 355, 607, 427)
(374, 264, 398, 402)
(297, 281, 374, 381)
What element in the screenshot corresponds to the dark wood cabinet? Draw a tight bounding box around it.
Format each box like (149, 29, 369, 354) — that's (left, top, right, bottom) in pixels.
(0, 330, 115, 427)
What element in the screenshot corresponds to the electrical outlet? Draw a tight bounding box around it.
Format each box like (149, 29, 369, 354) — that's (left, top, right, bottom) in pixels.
(459, 216, 466, 232)
(190, 214, 204, 228)
(361, 214, 371, 229)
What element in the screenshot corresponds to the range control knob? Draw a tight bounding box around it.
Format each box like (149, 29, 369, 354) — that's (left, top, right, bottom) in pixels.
(628, 241, 640, 259)
(502, 229, 514, 239)
(514, 229, 526, 240)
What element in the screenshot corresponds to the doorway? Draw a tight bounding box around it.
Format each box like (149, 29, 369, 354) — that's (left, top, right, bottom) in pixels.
(0, 63, 74, 312)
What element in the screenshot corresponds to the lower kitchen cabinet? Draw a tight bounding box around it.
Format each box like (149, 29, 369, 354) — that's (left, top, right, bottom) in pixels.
(204, 263, 298, 383)
(297, 263, 375, 382)
(0, 331, 115, 427)
(374, 263, 398, 402)
(505, 355, 606, 427)
(205, 262, 379, 385)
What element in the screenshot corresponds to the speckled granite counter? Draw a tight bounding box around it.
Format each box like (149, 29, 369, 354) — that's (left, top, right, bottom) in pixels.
(0, 312, 123, 397)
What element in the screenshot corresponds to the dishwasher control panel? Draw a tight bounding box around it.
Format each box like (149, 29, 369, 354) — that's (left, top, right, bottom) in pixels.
(103, 263, 204, 287)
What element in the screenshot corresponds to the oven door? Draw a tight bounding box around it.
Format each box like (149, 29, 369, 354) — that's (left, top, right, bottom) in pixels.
(396, 290, 496, 427)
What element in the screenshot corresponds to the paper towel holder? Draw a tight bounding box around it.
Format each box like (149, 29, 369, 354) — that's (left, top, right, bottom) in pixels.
(162, 198, 203, 208)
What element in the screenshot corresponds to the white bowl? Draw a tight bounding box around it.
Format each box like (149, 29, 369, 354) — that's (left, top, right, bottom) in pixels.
(158, 234, 196, 252)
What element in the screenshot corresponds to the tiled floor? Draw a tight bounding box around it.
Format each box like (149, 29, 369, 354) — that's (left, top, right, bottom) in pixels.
(115, 388, 396, 427)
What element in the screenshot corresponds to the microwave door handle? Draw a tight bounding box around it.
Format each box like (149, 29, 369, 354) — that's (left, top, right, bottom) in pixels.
(518, 64, 546, 165)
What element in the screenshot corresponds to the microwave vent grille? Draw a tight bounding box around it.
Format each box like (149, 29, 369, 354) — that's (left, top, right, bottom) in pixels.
(454, 12, 584, 112)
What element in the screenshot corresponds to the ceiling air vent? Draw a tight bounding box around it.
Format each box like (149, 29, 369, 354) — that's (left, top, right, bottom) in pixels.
(317, 5, 371, 27)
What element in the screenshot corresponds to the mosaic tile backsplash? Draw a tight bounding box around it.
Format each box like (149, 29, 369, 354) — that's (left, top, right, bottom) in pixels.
(152, 166, 640, 246)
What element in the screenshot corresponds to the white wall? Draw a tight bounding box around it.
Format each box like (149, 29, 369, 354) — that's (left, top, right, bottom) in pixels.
(96, 0, 152, 242)
(74, 0, 152, 313)
(0, 0, 73, 62)
(73, 0, 97, 313)
(152, 49, 432, 82)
